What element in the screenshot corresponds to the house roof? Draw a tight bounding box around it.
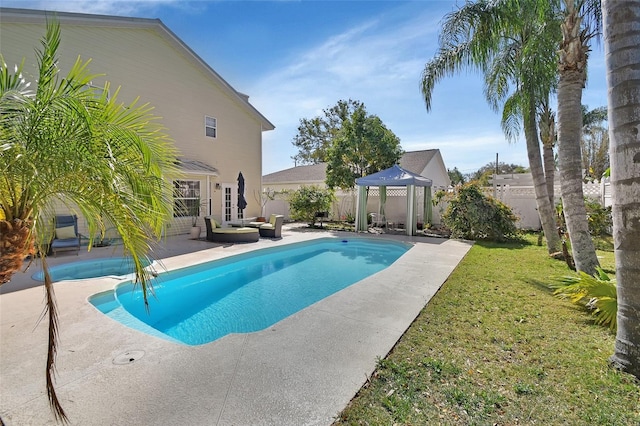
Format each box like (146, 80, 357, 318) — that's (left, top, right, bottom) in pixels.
(399, 149, 438, 174)
(262, 150, 440, 184)
(262, 163, 328, 184)
(0, 7, 275, 132)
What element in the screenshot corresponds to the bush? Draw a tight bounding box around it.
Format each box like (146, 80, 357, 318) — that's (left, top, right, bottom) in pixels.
(288, 185, 335, 226)
(585, 199, 613, 237)
(442, 184, 519, 242)
(556, 198, 612, 237)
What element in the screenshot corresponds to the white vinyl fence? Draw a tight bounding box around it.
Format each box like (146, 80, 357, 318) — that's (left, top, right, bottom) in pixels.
(487, 174, 610, 230)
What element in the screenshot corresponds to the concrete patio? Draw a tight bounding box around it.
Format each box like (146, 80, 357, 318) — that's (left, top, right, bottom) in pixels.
(0, 224, 472, 425)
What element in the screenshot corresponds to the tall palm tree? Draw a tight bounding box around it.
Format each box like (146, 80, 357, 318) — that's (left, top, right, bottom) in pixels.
(0, 21, 180, 421)
(420, 0, 561, 254)
(555, 0, 602, 274)
(602, 0, 640, 381)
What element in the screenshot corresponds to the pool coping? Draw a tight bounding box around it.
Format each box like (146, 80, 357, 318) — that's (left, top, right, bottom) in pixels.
(0, 228, 472, 425)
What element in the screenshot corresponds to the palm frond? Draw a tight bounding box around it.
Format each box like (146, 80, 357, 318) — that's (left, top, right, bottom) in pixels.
(500, 94, 523, 142)
(40, 256, 68, 423)
(549, 267, 617, 330)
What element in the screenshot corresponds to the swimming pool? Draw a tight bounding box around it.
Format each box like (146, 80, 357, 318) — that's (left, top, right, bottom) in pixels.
(32, 257, 154, 282)
(90, 237, 410, 345)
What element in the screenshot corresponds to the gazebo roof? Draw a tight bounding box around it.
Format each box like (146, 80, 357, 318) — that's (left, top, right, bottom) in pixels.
(356, 165, 433, 187)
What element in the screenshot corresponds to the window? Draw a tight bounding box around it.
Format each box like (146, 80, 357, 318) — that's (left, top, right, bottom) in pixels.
(205, 116, 217, 138)
(173, 180, 201, 217)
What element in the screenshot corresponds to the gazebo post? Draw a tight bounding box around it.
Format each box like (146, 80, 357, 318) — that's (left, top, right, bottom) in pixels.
(406, 184, 416, 236)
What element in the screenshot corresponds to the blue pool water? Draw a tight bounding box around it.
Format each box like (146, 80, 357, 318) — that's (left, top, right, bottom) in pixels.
(90, 237, 410, 345)
(33, 257, 153, 282)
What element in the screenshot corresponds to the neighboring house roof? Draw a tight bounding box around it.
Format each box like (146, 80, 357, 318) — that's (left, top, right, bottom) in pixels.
(0, 7, 275, 132)
(262, 163, 328, 184)
(399, 149, 438, 174)
(262, 150, 441, 184)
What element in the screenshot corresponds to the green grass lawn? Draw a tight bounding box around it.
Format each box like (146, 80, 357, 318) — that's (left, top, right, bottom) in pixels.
(335, 235, 639, 425)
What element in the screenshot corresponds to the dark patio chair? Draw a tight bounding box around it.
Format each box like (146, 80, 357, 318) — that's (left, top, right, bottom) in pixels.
(50, 215, 81, 256)
(259, 214, 284, 238)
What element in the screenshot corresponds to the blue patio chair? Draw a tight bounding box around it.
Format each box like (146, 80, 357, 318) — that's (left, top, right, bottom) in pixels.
(50, 215, 81, 256)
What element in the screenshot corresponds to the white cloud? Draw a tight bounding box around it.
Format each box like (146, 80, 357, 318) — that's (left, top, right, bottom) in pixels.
(251, 6, 456, 174)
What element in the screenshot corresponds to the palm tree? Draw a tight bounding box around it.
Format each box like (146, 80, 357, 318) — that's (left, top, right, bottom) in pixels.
(420, 0, 561, 254)
(602, 0, 640, 380)
(555, 0, 602, 274)
(0, 21, 180, 421)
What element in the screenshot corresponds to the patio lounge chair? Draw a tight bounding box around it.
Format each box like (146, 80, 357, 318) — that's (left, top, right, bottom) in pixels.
(259, 214, 284, 238)
(50, 215, 81, 256)
(204, 217, 259, 243)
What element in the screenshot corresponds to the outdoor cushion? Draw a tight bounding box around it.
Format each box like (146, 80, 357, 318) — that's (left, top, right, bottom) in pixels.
(259, 215, 283, 238)
(204, 217, 259, 243)
(211, 227, 257, 234)
(208, 227, 259, 243)
(56, 225, 76, 240)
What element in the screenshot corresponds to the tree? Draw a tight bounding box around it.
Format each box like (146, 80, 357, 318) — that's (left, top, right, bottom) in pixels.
(603, 0, 640, 380)
(287, 185, 335, 226)
(291, 99, 364, 165)
(420, 0, 562, 254)
(469, 162, 528, 186)
(448, 167, 466, 185)
(0, 21, 179, 421)
(421, 0, 560, 253)
(581, 105, 609, 181)
(555, 0, 602, 275)
(325, 103, 403, 190)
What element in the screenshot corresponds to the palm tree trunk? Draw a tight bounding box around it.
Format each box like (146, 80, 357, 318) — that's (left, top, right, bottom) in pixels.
(543, 144, 556, 207)
(538, 104, 556, 207)
(557, 75, 599, 275)
(0, 219, 34, 284)
(525, 106, 561, 254)
(603, 0, 640, 380)
(557, 1, 599, 275)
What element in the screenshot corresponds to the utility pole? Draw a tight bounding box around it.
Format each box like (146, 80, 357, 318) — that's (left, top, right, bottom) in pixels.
(493, 153, 499, 197)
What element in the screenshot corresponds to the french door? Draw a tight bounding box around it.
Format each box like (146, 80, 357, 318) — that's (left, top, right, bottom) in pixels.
(221, 184, 241, 224)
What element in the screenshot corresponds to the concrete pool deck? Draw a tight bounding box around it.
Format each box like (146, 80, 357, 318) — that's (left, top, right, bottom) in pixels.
(0, 225, 472, 425)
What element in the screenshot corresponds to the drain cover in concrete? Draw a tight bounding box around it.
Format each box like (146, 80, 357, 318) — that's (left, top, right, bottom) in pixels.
(113, 350, 145, 365)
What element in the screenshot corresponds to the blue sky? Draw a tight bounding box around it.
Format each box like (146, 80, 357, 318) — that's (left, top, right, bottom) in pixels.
(3, 1, 608, 175)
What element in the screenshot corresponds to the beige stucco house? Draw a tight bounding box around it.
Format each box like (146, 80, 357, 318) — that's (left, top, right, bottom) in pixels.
(0, 8, 274, 235)
(262, 149, 450, 224)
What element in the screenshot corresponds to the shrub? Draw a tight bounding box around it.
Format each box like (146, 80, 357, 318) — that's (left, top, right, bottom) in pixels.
(585, 199, 613, 237)
(287, 185, 335, 226)
(556, 198, 612, 237)
(442, 183, 519, 242)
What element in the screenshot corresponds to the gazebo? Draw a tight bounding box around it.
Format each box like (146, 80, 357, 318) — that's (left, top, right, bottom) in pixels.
(355, 164, 433, 236)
